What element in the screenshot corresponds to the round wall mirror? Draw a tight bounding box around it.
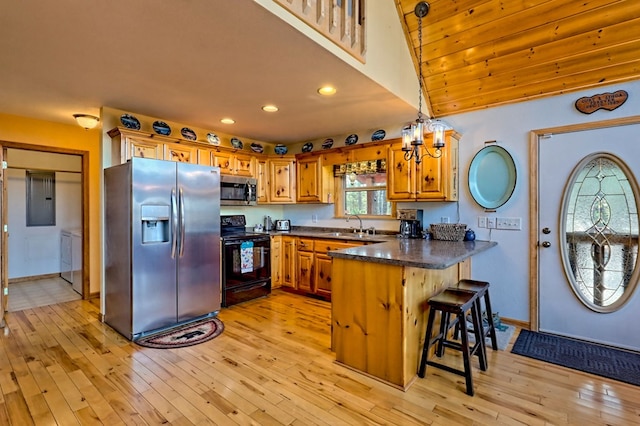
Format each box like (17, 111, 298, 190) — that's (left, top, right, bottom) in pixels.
(468, 145, 517, 209)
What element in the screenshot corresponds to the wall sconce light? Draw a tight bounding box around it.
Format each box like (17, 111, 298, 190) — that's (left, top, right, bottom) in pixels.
(401, 1, 450, 165)
(73, 114, 100, 130)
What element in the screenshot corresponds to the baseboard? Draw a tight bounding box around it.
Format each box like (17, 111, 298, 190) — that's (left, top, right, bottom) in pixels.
(500, 317, 529, 329)
(9, 273, 61, 284)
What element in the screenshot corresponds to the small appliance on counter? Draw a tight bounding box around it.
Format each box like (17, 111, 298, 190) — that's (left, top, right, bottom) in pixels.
(397, 209, 423, 238)
(275, 219, 291, 231)
(264, 215, 274, 231)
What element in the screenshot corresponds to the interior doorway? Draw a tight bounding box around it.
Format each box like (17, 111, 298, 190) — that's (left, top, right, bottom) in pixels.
(0, 142, 89, 321)
(529, 115, 640, 351)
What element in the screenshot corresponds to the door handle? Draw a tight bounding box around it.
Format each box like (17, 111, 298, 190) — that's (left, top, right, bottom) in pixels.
(171, 188, 178, 259)
(541, 241, 551, 248)
(179, 187, 185, 257)
(542, 227, 551, 234)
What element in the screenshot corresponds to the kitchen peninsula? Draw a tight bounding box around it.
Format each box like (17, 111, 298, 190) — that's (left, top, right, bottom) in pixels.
(328, 238, 497, 390)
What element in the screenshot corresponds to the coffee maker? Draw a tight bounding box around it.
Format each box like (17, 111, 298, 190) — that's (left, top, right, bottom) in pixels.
(397, 209, 423, 238)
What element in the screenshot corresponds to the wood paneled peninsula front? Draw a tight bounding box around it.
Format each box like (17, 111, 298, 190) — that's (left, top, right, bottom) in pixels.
(328, 239, 497, 390)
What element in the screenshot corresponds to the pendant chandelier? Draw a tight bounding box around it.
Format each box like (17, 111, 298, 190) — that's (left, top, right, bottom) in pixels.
(402, 1, 449, 164)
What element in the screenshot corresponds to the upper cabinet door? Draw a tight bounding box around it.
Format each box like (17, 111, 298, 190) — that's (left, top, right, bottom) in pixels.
(387, 143, 415, 200)
(164, 143, 196, 163)
(212, 150, 234, 175)
(234, 153, 256, 177)
(269, 157, 296, 203)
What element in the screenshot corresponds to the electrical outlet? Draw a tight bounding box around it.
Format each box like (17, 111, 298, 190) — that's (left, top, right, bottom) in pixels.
(440, 216, 450, 223)
(312, 214, 318, 223)
(497, 217, 522, 230)
(478, 217, 487, 228)
(486, 217, 497, 229)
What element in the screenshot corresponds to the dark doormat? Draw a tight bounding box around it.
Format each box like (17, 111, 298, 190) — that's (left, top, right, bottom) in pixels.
(136, 317, 224, 349)
(511, 329, 640, 386)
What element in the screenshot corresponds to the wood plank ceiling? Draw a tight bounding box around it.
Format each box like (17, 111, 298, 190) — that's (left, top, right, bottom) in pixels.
(395, 0, 640, 118)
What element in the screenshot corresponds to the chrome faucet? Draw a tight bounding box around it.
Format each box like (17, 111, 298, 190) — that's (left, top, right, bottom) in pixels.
(346, 214, 363, 233)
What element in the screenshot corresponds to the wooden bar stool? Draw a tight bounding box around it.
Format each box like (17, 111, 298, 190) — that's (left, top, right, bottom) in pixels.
(418, 288, 487, 396)
(450, 279, 498, 351)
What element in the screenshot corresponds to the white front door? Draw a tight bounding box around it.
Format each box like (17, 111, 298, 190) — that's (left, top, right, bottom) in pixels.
(538, 123, 640, 351)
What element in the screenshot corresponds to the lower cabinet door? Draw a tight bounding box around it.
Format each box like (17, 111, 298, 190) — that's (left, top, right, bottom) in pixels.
(315, 254, 333, 298)
(297, 251, 314, 292)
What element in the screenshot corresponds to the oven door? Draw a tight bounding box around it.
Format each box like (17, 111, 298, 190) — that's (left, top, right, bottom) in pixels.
(222, 237, 271, 288)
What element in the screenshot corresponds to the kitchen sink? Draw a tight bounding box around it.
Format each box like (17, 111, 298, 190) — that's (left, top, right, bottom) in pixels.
(323, 232, 370, 239)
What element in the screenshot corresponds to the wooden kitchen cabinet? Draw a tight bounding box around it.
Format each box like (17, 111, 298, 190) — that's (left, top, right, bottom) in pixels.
(256, 156, 297, 204)
(296, 238, 314, 293)
(269, 157, 296, 203)
(297, 251, 314, 293)
(387, 130, 460, 201)
(296, 154, 334, 203)
(256, 157, 269, 203)
(281, 236, 297, 289)
(164, 142, 197, 163)
(109, 128, 163, 163)
(314, 239, 364, 299)
(279, 236, 364, 300)
(234, 152, 256, 177)
(270, 235, 282, 288)
(314, 254, 333, 298)
(197, 148, 213, 166)
(213, 150, 255, 177)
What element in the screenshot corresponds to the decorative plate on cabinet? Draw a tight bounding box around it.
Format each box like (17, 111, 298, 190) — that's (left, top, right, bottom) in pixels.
(321, 138, 334, 149)
(153, 121, 171, 136)
(181, 127, 197, 141)
(345, 134, 358, 145)
(274, 144, 288, 155)
(301, 142, 313, 153)
(230, 137, 243, 149)
(206, 132, 220, 145)
(250, 143, 264, 153)
(371, 129, 386, 141)
(120, 114, 140, 130)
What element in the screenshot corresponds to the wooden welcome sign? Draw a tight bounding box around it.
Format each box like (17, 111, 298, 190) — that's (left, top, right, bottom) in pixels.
(575, 90, 628, 114)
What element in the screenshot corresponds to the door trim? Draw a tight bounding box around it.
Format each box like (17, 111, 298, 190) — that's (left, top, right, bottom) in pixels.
(0, 141, 90, 307)
(529, 115, 640, 331)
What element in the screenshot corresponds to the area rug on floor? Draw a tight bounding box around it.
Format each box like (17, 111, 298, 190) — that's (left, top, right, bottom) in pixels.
(135, 317, 224, 349)
(511, 329, 640, 386)
(468, 324, 515, 351)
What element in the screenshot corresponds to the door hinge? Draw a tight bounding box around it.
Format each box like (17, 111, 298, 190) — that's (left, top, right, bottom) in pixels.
(3, 287, 7, 296)
(3, 224, 6, 232)
(2, 161, 7, 169)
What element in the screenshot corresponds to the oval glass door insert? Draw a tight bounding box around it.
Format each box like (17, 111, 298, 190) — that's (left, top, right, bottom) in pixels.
(561, 153, 640, 312)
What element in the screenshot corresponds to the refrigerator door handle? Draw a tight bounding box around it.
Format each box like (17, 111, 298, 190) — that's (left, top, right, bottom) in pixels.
(179, 187, 186, 257)
(171, 188, 178, 259)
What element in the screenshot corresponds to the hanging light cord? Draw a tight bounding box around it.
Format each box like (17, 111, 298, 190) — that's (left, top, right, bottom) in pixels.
(417, 10, 424, 123)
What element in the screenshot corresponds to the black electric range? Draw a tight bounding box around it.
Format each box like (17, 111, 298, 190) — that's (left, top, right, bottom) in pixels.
(220, 215, 271, 307)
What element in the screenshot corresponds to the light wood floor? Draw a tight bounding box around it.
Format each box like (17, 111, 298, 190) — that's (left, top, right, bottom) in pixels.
(0, 290, 639, 425)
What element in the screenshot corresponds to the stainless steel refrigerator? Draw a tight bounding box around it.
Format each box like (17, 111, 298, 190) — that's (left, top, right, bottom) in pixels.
(104, 157, 221, 340)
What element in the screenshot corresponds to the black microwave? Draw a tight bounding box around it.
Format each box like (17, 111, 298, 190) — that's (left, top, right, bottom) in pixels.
(220, 175, 258, 206)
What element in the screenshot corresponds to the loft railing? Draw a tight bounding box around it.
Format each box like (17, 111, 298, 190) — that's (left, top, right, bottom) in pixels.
(274, 0, 366, 63)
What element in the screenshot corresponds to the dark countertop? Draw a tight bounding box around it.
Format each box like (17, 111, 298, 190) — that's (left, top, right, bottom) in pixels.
(327, 239, 497, 269)
(257, 227, 397, 243)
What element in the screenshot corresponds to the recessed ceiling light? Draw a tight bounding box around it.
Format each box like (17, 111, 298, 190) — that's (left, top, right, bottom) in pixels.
(220, 118, 235, 124)
(262, 105, 279, 112)
(318, 86, 337, 96)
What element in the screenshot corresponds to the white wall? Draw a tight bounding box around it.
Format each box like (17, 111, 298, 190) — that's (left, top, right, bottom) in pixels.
(7, 150, 82, 279)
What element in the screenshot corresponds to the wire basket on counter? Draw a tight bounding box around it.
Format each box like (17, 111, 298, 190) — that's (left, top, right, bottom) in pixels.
(429, 223, 467, 241)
